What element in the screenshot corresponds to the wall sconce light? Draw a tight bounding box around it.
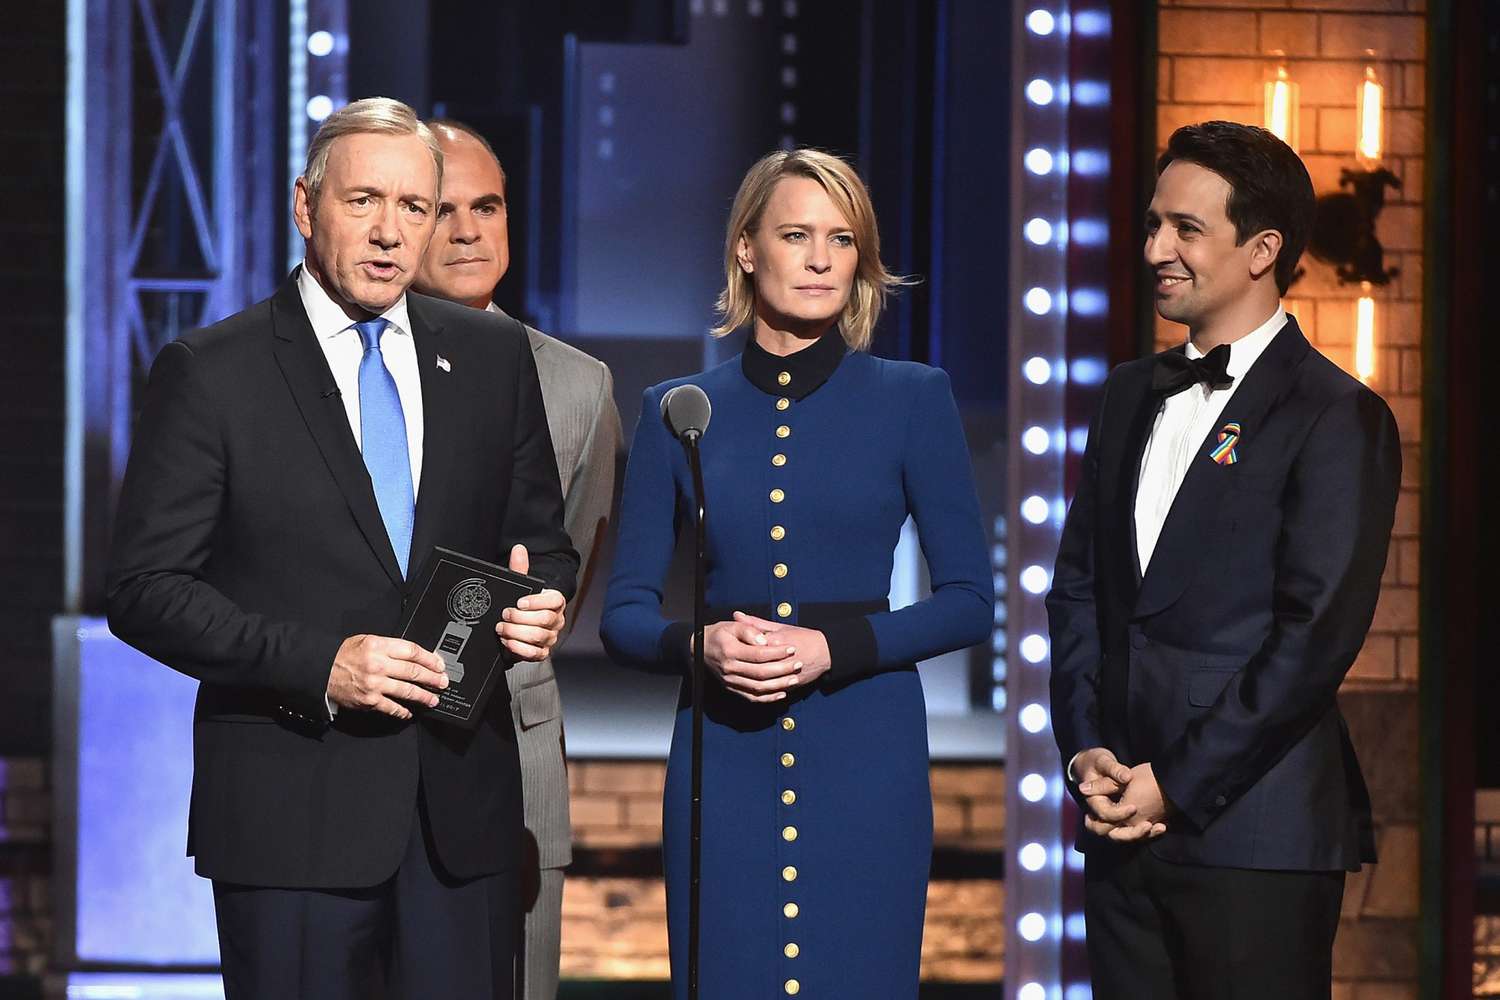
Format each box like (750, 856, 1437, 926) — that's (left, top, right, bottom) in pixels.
(1263, 58, 1300, 151)
(1304, 51, 1399, 289)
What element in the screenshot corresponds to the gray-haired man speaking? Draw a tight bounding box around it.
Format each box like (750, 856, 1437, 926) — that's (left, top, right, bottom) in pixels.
(107, 98, 579, 999)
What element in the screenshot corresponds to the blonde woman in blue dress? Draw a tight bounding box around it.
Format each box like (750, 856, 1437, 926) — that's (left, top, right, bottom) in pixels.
(602, 149, 992, 998)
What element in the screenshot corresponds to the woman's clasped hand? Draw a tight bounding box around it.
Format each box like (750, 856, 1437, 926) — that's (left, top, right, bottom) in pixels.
(699, 610, 831, 702)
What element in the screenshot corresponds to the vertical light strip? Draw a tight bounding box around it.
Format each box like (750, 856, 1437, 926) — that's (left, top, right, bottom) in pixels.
(287, 0, 350, 270)
(286, 0, 308, 270)
(64, 0, 88, 612)
(1005, 4, 1069, 998)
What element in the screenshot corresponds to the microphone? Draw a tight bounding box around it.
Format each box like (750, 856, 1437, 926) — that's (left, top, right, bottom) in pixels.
(660, 384, 712, 442)
(658, 381, 712, 1000)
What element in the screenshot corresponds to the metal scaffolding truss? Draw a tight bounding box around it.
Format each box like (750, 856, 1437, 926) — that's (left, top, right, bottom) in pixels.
(65, 0, 279, 609)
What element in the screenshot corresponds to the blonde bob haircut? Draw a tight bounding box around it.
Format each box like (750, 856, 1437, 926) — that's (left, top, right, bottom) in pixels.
(301, 97, 444, 209)
(712, 149, 909, 351)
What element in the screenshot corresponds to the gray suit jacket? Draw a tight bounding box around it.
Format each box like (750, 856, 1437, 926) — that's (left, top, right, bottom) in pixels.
(491, 305, 620, 870)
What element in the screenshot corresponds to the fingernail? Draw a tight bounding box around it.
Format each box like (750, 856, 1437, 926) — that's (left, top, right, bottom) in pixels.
(755, 634, 767, 645)
(502, 609, 512, 621)
(793, 661, 803, 671)
(787, 647, 796, 655)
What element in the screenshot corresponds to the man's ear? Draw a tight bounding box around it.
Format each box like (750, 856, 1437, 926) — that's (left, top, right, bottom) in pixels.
(736, 232, 754, 274)
(293, 177, 315, 240)
(1248, 228, 1283, 283)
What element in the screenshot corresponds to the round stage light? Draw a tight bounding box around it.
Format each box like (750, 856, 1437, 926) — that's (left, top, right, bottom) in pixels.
(1024, 217, 1054, 245)
(1027, 10, 1056, 35)
(1023, 356, 1052, 384)
(306, 95, 333, 122)
(1020, 772, 1048, 802)
(1020, 565, 1050, 595)
(1025, 147, 1054, 175)
(1020, 702, 1048, 734)
(306, 30, 335, 57)
(1021, 426, 1050, 455)
(1020, 633, 1048, 663)
(1026, 79, 1055, 106)
(1019, 911, 1048, 942)
(1019, 842, 1048, 872)
(1019, 985, 1046, 1000)
(1021, 495, 1049, 524)
(1024, 287, 1053, 315)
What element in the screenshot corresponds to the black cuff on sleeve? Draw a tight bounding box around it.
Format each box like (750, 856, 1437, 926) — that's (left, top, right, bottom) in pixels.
(821, 616, 878, 681)
(659, 621, 695, 674)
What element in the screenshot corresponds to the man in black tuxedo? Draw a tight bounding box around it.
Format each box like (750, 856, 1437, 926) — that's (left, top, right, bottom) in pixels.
(106, 97, 578, 999)
(1047, 121, 1401, 998)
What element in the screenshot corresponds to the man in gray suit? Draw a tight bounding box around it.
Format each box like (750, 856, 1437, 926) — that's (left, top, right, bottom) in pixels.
(414, 119, 620, 1000)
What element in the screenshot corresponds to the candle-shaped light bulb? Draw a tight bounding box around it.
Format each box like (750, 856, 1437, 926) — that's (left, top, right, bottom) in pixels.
(1356, 63, 1384, 167)
(1355, 283, 1377, 383)
(1263, 61, 1300, 151)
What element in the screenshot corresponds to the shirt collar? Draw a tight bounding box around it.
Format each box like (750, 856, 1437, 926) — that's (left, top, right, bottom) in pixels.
(741, 331, 849, 400)
(296, 261, 412, 341)
(1184, 304, 1287, 382)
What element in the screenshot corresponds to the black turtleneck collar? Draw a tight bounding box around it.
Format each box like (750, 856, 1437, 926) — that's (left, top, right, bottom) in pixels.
(741, 331, 849, 400)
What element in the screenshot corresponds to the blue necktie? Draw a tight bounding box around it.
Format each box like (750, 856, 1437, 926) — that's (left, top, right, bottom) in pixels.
(355, 318, 415, 577)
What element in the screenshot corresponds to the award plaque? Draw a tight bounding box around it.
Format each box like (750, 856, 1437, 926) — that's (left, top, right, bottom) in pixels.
(399, 546, 544, 728)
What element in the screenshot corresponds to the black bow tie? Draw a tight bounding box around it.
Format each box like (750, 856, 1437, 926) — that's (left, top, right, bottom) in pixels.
(1152, 344, 1234, 398)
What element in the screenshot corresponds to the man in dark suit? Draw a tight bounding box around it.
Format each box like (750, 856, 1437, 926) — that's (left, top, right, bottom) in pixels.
(1047, 121, 1401, 998)
(106, 97, 579, 1000)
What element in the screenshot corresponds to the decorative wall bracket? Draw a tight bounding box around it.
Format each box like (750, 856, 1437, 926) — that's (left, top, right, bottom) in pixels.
(1308, 167, 1402, 287)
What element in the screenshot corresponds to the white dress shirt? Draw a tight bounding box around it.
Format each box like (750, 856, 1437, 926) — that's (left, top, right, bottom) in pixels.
(1133, 306, 1286, 574)
(297, 263, 424, 496)
(297, 264, 425, 719)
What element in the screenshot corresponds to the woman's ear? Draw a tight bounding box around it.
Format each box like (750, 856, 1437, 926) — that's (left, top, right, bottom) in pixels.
(736, 233, 755, 274)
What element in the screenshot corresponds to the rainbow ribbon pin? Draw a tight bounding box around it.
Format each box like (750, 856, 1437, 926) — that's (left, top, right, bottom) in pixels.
(1211, 421, 1242, 465)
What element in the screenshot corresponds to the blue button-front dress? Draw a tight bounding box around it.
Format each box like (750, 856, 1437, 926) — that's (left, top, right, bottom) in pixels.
(601, 332, 993, 998)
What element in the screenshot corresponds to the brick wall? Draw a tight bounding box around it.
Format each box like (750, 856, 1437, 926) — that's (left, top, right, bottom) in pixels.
(564, 760, 1004, 982)
(1157, 2, 1424, 996)
(0, 758, 50, 978)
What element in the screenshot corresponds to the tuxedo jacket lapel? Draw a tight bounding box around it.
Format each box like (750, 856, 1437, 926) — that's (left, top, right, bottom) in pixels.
(1120, 383, 1162, 589)
(1132, 318, 1312, 619)
(269, 276, 405, 587)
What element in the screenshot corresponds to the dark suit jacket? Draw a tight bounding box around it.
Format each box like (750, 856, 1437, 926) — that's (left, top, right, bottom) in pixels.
(105, 273, 579, 889)
(1047, 317, 1400, 871)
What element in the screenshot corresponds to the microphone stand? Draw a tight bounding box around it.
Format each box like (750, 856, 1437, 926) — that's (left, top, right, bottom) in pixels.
(682, 428, 707, 1000)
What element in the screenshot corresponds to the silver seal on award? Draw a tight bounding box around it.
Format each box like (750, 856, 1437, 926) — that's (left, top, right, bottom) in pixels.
(435, 577, 492, 684)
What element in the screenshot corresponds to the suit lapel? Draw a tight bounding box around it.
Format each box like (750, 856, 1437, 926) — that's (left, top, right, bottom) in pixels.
(407, 295, 455, 576)
(270, 275, 405, 586)
(1133, 317, 1312, 619)
(1119, 378, 1164, 588)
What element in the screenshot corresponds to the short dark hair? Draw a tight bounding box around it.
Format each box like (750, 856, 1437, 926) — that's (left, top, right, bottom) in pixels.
(427, 118, 507, 190)
(1157, 121, 1315, 295)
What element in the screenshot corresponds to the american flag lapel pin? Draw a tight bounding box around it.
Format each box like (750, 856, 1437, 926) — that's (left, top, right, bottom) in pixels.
(436, 355, 451, 373)
(1210, 421, 1241, 465)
